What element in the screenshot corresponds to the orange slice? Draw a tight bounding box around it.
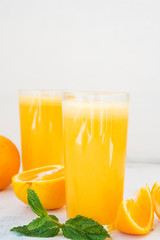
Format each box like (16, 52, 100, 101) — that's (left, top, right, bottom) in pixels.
(151, 182, 160, 219)
(114, 185, 154, 235)
(12, 165, 65, 209)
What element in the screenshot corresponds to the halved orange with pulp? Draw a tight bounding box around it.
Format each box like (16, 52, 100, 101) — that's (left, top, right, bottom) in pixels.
(12, 165, 65, 209)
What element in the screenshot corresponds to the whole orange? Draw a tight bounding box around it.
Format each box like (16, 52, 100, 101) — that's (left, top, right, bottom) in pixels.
(0, 136, 20, 190)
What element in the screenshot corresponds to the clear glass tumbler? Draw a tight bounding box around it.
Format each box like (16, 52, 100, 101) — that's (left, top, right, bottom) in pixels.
(63, 92, 129, 225)
(19, 90, 63, 170)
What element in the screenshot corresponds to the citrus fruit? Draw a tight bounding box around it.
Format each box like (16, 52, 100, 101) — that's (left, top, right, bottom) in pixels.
(12, 165, 65, 209)
(0, 135, 20, 190)
(151, 182, 160, 219)
(114, 185, 154, 235)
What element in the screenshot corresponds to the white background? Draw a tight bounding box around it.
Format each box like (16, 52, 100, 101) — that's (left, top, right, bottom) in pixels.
(0, 0, 160, 162)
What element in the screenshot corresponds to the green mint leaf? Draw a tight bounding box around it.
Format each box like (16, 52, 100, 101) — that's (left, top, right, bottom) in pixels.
(62, 215, 110, 240)
(48, 215, 59, 222)
(10, 216, 60, 237)
(27, 215, 60, 231)
(28, 217, 48, 230)
(27, 188, 48, 218)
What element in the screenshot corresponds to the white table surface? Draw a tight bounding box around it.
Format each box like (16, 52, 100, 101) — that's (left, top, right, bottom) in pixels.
(1, 162, 160, 240)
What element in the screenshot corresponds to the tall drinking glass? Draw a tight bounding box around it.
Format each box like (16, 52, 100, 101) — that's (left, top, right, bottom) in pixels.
(63, 92, 129, 225)
(19, 90, 63, 170)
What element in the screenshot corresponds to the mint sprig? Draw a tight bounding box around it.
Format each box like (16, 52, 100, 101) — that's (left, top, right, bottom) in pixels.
(11, 189, 110, 239)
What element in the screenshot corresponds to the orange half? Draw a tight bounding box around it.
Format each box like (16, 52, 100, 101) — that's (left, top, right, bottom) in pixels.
(12, 165, 65, 209)
(114, 185, 154, 235)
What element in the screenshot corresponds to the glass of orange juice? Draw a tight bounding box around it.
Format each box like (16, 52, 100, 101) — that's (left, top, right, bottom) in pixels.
(19, 90, 63, 171)
(63, 92, 129, 225)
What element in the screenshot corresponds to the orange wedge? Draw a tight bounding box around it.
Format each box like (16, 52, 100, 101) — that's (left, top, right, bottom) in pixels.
(114, 185, 154, 235)
(12, 165, 65, 209)
(151, 182, 160, 219)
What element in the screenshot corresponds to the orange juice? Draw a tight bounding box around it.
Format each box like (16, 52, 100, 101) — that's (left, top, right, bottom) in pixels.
(64, 96, 129, 225)
(19, 92, 63, 170)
